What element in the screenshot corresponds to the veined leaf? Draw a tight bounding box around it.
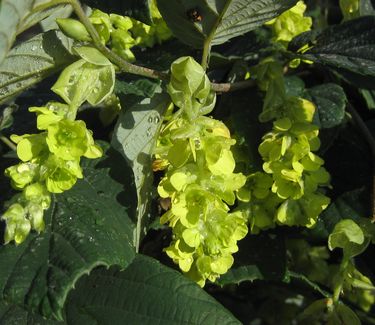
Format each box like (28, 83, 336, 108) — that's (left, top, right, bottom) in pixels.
(112, 84, 169, 251)
(0, 0, 71, 64)
(157, 0, 298, 48)
(80, 0, 153, 25)
(0, 30, 74, 105)
(0, 147, 135, 320)
(66, 254, 241, 324)
(307, 83, 347, 129)
(0, 300, 64, 324)
(290, 16, 375, 82)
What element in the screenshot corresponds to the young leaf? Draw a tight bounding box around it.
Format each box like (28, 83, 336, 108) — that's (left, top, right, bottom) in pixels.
(306, 83, 347, 129)
(112, 85, 169, 251)
(66, 254, 241, 324)
(328, 219, 367, 258)
(157, 0, 298, 48)
(0, 147, 135, 320)
(0, 0, 70, 64)
(51, 57, 115, 107)
(0, 30, 74, 105)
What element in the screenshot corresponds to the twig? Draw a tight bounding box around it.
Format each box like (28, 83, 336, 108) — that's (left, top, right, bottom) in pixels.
(346, 102, 375, 222)
(68, 0, 256, 92)
(211, 79, 256, 93)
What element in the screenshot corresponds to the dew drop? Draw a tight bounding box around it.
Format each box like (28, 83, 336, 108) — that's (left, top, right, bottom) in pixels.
(153, 116, 160, 124)
(31, 45, 37, 51)
(148, 116, 153, 123)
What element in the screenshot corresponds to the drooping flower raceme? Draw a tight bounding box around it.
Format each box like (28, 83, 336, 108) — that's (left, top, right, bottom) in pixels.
(156, 57, 248, 286)
(1, 49, 108, 245)
(243, 59, 331, 233)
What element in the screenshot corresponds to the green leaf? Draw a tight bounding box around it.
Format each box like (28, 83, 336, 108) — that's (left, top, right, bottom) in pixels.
(0, 105, 16, 132)
(111, 85, 169, 251)
(0, 300, 64, 324)
(0, 30, 74, 105)
(0, 0, 71, 64)
(221, 88, 267, 172)
(80, 0, 153, 25)
(291, 16, 375, 81)
(360, 0, 375, 16)
(115, 78, 160, 99)
(0, 147, 135, 320)
(328, 219, 366, 257)
(307, 83, 347, 129)
(51, 56, 115, 107)
(311, 189, 370, 240)
(157, 0, 298, 48)
(334, 303, 361, 325)
(217, 232, 286, 285)
(66, 254, 241, 324)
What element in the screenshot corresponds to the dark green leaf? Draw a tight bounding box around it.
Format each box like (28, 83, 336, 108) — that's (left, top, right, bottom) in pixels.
(114, 78, 160, 99)
(284, 76, 305, 98)
(80, 0, 153, 25)
(0, 147, 135, 320)
(291, 16, 375, 81)
(112, 86, 169, 250)
(157, 0, 298, 48)
(0, 0, 70, 64)
(222, 88, 268, 172)
(66, 254, 241, 325)
(0, 300, 64, 324)
(217, 232, 286, 285)
(0, 30, 74, 105)
(307, 83, 347, 129)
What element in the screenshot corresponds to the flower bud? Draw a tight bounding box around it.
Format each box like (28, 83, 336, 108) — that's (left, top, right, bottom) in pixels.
(56, 18, 92, 42)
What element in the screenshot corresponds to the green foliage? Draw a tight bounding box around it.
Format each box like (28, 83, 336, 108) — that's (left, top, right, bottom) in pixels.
(0, 31, 74, 104)
(157, 0, 298, 48)
(65, 255, 240, 324)
(1, 0, 375, 323)
(0, 147, 135, 319)
(112, 84, 169, 250)
(0, 0, 70, 64)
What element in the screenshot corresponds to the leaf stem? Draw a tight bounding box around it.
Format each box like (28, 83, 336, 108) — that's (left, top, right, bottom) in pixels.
(0, 135, 16, 151)
(211, 79, 255, 92)
(347, 103, 375, 222)
(201, 1, 232, 70)
(69, 0, 168, 80)
(332, 258, 349, 304)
